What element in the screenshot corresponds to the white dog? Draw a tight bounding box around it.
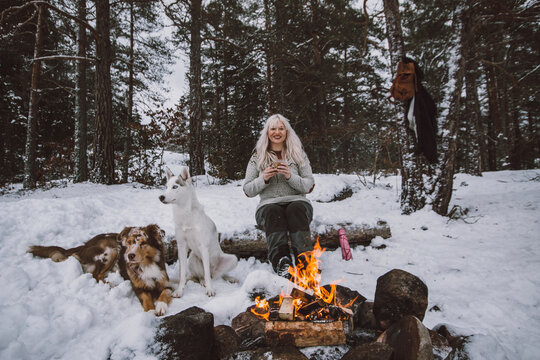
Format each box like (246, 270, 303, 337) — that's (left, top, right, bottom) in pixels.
(159, 166, 238, 297)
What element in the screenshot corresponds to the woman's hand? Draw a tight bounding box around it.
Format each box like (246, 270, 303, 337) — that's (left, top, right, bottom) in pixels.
(276, 162, 291, 180)
(263, 166, 278, 182)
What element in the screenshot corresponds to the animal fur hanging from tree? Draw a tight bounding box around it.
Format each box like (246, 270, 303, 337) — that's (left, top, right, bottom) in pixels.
(390, 57, 438, 163)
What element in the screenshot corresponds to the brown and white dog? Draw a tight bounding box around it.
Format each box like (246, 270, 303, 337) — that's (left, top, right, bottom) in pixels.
(117, 225, 173, 315)
(28, 224, 173, 316)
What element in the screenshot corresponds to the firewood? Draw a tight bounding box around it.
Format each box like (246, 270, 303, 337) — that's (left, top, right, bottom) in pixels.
(278, 297, 294, 321)
(265, 320, 347, 347)
(290, 288, 315, 303)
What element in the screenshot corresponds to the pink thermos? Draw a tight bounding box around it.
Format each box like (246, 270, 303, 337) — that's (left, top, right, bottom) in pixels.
(338, 228, 352, 260)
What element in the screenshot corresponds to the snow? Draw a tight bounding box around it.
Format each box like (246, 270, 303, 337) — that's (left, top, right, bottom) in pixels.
(1, 153, 539, 359)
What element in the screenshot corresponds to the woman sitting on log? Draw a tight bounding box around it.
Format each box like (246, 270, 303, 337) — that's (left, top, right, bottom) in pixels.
(243, 114, 315, 279)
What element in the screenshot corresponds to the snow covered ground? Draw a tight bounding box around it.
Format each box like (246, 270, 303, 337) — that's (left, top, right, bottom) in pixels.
(1, 154, 539, 359)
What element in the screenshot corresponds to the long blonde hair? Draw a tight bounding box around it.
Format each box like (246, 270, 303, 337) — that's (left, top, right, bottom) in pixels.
(255, 114, 306, 170)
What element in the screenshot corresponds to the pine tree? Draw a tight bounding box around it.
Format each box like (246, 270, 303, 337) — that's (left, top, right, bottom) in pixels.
(74, 0, 88, 183)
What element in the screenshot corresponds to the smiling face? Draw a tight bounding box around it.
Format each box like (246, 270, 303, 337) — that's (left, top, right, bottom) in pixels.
(267, 120, 287, 150)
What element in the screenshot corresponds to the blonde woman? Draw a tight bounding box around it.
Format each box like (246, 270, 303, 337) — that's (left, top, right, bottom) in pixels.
(243, 114, 315, 278)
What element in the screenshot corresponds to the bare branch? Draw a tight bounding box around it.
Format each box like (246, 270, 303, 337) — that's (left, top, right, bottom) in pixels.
(32, 55, 96, 63)
(479, 59, 518, 87)
(28, 1, 99, 39)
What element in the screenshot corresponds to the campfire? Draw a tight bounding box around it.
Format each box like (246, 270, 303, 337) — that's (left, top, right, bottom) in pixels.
(248, 239, 365, 347)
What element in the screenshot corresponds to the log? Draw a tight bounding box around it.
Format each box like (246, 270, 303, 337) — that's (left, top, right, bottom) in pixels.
(265, 320, 347, 347)
(278, 297, 294, 321)
(163, 221, 391, 262)
(219, 221, 392, 260)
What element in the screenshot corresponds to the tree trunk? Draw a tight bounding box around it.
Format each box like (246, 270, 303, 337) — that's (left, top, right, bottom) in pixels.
(310, 0, 330, 174)
(431, 2, 467, 216)
(74, 0, 88, 183)
(463, 6, 483, 176)
(383, 0, 426, 214)
(484, 54, 499, 171)
(93, 0, 115, 184)
(342, 50, 352, 172)
(509, 85, 522, 169)
(188, 0, 204, 176)
(122, 0, 134, 183)
(24, 2, 47, 189)
(263, 0, 275, 114)
(274, 0, 286, 113)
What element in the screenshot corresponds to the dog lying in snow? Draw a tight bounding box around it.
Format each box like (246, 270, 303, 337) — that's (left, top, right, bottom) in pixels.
(28, 224, 173, 316)
(159, 166, 238, 297)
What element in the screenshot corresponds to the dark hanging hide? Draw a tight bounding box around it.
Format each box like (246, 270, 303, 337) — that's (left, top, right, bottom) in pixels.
(403, 58, 438, 163)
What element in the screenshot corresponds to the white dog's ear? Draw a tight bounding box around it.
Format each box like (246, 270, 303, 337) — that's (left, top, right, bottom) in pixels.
(179, 166, 191, 183)
(164, 166, 174, 180)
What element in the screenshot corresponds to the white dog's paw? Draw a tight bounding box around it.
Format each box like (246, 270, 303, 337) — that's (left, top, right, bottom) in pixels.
(155, 301, 168, 316)
(173, 288, 184, 298)
(205, 287, 216, 297)
(222, 275, 238, 284)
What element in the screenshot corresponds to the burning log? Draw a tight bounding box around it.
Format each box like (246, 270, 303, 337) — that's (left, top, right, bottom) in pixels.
(241, 239, 368, 348)
(265, 320, 347, 347)
(278, 297, 294, 321)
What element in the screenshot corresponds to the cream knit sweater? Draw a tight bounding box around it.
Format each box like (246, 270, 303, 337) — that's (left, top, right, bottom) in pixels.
(242, 152, 315, 210)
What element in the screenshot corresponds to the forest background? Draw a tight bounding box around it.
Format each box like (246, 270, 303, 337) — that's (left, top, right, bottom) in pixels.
(1, 0, 538, 216)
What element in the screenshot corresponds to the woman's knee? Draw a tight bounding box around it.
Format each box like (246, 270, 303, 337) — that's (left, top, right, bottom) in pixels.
(256, 204, 288, 232)
(285, 201, 313, 231)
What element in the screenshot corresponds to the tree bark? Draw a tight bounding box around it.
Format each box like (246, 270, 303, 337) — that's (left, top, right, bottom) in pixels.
(23, 2, 46, 189)
(121, 0, 134, 183)
(431, 2, 467, 216)
(310, 0, 330, 174)
(463, 5, 483, 176)
(274, 0, 286, 113)
(383, 0, 426, 214)
(263, 0, 275, 114)
(483, 51, 499, 171)
(93, 0, 115, 184)
(188, 0, 204, 176)
(74, 0, 88, 183)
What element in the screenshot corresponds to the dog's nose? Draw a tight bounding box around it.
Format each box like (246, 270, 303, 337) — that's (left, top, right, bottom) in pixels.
(128, 253, 135, 261)
(159, 195, 165, 202)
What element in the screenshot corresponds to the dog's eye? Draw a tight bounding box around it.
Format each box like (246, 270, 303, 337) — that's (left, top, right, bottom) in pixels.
(172, 185, 178, 189)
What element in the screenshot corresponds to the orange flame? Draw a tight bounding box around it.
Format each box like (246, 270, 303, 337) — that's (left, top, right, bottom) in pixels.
(290, 238, 340, 305)
(251, 237, 354, 321)
(250, 296, 270, 321)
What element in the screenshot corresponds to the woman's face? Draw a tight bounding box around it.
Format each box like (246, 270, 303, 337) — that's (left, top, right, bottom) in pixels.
(267, 120, 287, 147)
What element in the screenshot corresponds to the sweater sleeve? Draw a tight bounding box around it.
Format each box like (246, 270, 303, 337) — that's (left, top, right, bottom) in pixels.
(287, 153, 315, 194)
(242, 154, 268, 197)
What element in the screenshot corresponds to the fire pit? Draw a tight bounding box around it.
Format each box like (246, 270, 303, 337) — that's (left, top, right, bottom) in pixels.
(247, 240, 366, 347)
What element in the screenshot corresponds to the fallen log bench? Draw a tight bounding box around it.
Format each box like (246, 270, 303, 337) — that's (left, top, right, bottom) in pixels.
(164, 221, 391, 263)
